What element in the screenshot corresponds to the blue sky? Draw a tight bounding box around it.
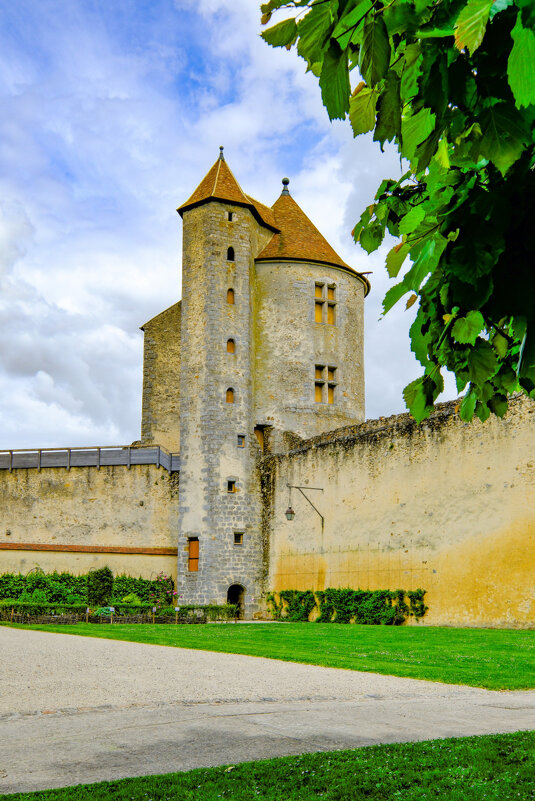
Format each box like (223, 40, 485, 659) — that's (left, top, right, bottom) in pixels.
(0, 0, 455, 448)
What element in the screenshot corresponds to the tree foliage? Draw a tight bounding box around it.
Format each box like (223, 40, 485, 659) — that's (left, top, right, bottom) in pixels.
(261, 0, 535, 422)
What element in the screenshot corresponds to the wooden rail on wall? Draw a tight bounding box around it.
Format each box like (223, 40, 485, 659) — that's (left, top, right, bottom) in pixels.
(0, 446, 179, 474)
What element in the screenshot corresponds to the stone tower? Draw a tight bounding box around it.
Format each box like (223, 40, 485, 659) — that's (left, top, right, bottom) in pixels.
(140, 149, 370, 616)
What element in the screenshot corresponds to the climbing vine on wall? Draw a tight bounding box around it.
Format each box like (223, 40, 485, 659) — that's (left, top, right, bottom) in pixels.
(267, 588, 427, 624)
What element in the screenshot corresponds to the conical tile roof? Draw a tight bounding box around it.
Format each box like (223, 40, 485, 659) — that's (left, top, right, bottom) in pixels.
(178, 149, 278, 231)
(257, 190, 350, 269)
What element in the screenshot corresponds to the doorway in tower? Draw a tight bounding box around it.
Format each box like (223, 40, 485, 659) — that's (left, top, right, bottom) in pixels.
(227, 584, 245, 619)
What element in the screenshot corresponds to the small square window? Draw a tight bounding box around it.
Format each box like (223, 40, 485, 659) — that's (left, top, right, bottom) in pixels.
(227, 480, 236, 493)
(237, 435, 246, 448)
(234, 532, 244, 545)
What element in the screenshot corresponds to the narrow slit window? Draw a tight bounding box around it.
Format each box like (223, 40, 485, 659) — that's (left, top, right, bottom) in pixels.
(315, 301, 324, 323)
(227, 212, 234, 221)
(327, 304, 336, 325)
(227, 480, 236, 493)
(227, 338, 236, 353)
(237, 434, 246, 448)
(315, 382, 324, 403)
(227, 246, 235, 261)
(226, 387, 235, 403)
(234, 532, 244, 545)
(227, 288, 235, 304)
(188, 538, 199, 572)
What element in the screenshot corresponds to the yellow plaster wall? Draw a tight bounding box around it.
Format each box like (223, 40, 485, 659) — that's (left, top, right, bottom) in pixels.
(268, 395, 535, 627)
(0, 464, 179, 580)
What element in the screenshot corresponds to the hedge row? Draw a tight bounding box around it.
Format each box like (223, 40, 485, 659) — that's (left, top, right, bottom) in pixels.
(266, 588, 427, 624)
(0, 602, 238, 621)
(0, 568, 175, 605)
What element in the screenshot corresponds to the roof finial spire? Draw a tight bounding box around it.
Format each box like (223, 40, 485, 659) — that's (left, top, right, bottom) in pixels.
(219, 145, 225, 161)
(281, 177, 290, 195)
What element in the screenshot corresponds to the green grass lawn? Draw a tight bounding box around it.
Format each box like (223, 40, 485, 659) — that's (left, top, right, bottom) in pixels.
(9, 621, 535, 690)
(4, 731, 535, 801)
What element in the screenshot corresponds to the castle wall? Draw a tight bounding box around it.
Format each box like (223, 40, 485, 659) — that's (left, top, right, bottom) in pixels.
(264, 395, 535, 627)
(0, 465, 179, 580)
(177, 201, 273, 613)
(140, 301, 181, 452)
(252, 261, 365, 438)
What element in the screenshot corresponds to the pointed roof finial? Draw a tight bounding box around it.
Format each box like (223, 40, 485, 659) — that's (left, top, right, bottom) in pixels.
(219, 145, 225, 161)
(281, 177, 290, 195)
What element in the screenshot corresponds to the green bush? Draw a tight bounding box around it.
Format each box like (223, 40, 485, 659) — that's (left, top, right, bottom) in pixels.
(121, 592, 142, 604)
(267, 588, 427, 625)
(87, 566, 114, 606)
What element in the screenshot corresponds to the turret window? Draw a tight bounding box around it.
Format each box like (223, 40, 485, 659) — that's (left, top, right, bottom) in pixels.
(227, 480, 236, 493)
(226, 387, 235, 403)
(227, 288, 235, 304)
(227, 338, 236, 353)
(314, 283, 337, 324)
(315, 365, 337, 404)
(237, 434, 246, 447)
(227, 212, 234, 221)
(234, 531, 244, 545)
(227, 246, 235, 261)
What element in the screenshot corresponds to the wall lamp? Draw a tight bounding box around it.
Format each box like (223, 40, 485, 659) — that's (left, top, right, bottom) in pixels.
(285, 484, 324, 533)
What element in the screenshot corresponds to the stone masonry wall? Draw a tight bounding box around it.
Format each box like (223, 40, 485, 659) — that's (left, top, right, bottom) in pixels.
(263, 395, 535, 627)
(140, 301, 181, 452)
(177, 200, 273, 615)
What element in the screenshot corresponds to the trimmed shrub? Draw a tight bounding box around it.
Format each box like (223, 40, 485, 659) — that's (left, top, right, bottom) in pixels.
(87, 566, 114, 606)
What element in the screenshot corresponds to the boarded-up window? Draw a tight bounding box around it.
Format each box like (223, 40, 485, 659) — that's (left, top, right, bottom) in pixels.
(227, 339, 235, 353)
(188, 538, 199, 572)
(327, 285, 336, 301)
(315, 301, 323, 322)
(226, 387, 234, 403)
(315, 283, 324, 298)
(315, 382, 324, 403)
(327, 384, 335, 404)
(227, 288, 235, 304)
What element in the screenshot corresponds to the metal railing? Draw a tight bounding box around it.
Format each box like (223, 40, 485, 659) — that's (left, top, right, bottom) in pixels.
(0, 445, 179, 473)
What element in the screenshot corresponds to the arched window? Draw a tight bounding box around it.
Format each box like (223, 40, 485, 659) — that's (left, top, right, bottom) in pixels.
(227, 288, 235, 304)
(227, 246, 235, 261)
(226, 387, 235, 403)
(227, 338, 235, 353)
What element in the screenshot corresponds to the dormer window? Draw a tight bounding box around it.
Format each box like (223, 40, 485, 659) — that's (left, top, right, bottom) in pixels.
(227, 246, 235, 261)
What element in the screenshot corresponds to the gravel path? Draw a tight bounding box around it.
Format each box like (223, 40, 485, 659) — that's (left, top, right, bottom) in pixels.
(0, 626, 492, 715)
(1, 627, 534, 794)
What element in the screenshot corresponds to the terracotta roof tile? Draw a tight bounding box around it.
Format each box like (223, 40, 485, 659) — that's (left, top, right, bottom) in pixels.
(246, 195, 278, 230)
(256, 193, 350, 269)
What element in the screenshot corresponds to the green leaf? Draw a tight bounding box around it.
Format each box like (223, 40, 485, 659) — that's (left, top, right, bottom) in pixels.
(360, 13, 391, 87)
(400, 43, 422, 100)
(459, 388, 477, 421)
(467, 340, 498, 383)
(475, 401, 491, 422)
(492, 332, 509, 358)
(452, 310, 485, 344)
(374, 70, 401, 146)
(332, 0, 373, 48)
(489, 0, 513, 20)
(359, 221, 383, 253)
(319, 41, 350, 120)
(416, 27, 455, 38)
(401, 108, 436, 160)
(478, 102, 528, 175)
(297, 4, 333, 67)
(261, 18, 298, 47)
(349, 86, 378, 134)
(383, 281, 410, 313)
(487, 393, 508, 417)
(454, 0, 493, 55)
(515, 0, 535, 28)
(403, 376, 435, 422)
(386, 242, 410, 278)
(398, 205, 426, 235)
(508, 15, 535, 109)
